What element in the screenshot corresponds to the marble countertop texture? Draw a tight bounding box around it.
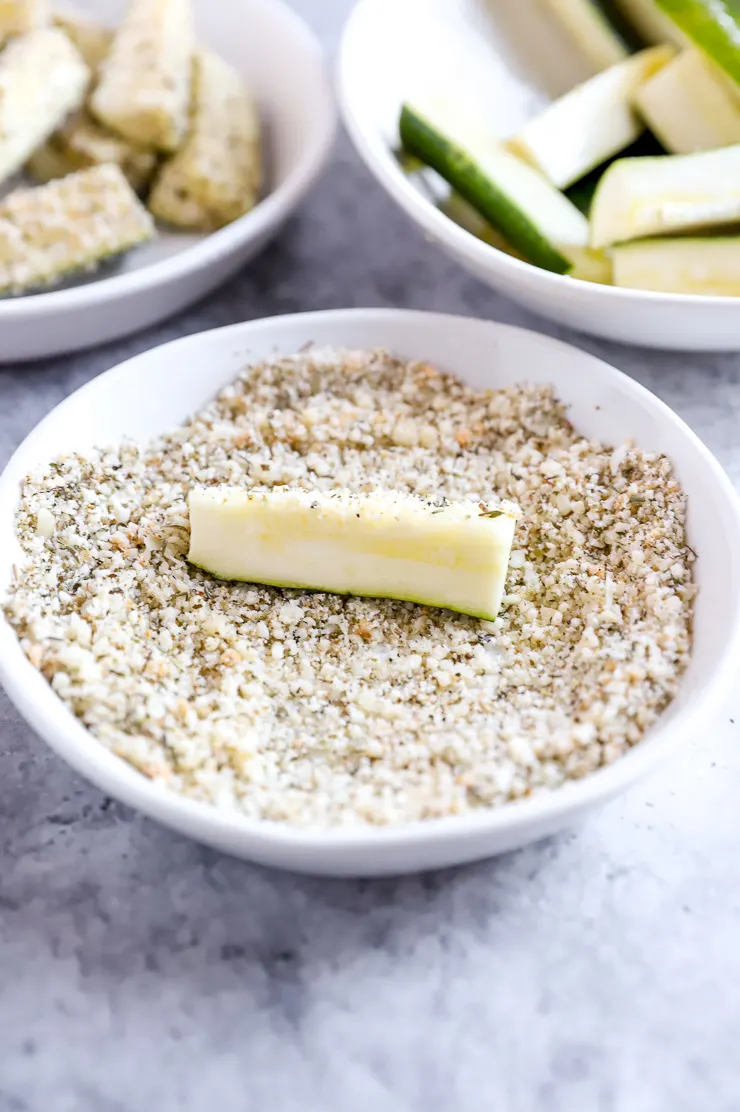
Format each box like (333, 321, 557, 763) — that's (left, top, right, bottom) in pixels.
(2, 3, 740, 1110)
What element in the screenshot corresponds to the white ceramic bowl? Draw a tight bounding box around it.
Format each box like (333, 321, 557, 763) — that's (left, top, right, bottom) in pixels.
(339, 0, 740, 351)
(0, 0, 335, 362)
(1, 309, 738, 876)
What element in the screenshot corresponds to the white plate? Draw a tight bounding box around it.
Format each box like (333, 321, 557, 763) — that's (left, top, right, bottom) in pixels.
(1, 309, 739, 876)
(338, 0, 740, 351)
(0, 0, 335, 362)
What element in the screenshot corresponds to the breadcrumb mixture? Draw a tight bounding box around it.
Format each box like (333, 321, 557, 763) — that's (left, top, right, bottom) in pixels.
(5, 349, 694, 827)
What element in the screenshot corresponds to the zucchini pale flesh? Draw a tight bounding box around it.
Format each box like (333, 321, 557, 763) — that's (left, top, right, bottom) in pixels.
(633, 47, 740, 152)
(590, 143, 740, 246)
(612, 236, 740, 293)
(542, 0, 637, 68)
(508, 45, 673, 188)
(188, 488, 520, 622)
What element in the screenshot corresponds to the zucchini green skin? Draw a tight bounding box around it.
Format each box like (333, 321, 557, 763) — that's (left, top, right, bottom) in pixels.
(399, 104, 572, 275)
(655, 0, 740, 85)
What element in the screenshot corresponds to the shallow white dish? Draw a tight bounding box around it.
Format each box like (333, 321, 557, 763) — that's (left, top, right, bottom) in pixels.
(0, 0, 335, 362)
(1, 309, 739, 876)
(339, 0, 740, 351)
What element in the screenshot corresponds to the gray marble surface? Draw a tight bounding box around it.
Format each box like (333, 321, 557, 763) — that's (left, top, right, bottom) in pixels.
(2, 3, 740, 1109)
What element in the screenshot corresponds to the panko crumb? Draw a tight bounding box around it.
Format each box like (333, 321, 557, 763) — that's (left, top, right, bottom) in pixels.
(4, 348, 695, 827)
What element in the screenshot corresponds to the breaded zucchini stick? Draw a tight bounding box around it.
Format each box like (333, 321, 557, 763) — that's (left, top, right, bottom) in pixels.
(28, 9, 157, 192)
(0, 164, 155, 294)
(0, 26, 89, 185)
(148, 49, 261, 230)
(23, 141, 71, 184)
(90, 0, 194, 152)
(54, 7, 111, 68)
(0, 0, 49, 46)
(27, 115, 158, 192)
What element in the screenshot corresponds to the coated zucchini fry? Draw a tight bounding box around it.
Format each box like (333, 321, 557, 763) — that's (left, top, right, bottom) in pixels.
(90, 0, 195, 152)
(0, 26, 89, 185)
(30, 9, 156, 191)
(0, 0, 49, 46)
(148, 49, 261, 230)
(53, 7, 111, 68)
(23, 141, 71, 184)
(0, 164, 155, 295)
(27, 111, 157, 192)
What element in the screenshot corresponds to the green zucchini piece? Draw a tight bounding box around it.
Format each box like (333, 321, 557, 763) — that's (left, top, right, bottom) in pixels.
(395, 124, 609, 281)
(655, 0, 740, 86)
(394, 149, 527, 259)
(542, 0, 640, 69)
(438, 192, 527, 258)
(612, 235, 740, 293)
(508, 45, 673, 188)
(634, 47, 740, 152)
(399, 102, 588, 274)
(590, 142, 740, 246)
(188, 488, 521, 622)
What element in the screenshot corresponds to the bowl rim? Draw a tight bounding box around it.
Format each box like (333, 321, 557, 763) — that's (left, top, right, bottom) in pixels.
(2, 307, 740, 856)
(336, 0, 740, 313)
(0, 0, 336, 321)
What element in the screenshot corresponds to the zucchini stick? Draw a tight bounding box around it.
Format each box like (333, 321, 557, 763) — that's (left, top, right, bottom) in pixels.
(0, 165, 155, 295)
(633, 48, 740, 153)
(54, 7, 111, 68)
(590, 144, 740, 247)
(0, 27, 89, 186)
(400, 101, 588, 274)
(508, 45, 673, 188)
(541, 0, 633, 70)
(148, 49, 261, 230)
(30, 9, 156, 191)
(0, 0, 49, 46)
(188, 488, 521, 622)
(90, 0, 195, 152)
(655, 0, 740, 88)
(27, 115, 158, 192)
(612, 236, 740, 294)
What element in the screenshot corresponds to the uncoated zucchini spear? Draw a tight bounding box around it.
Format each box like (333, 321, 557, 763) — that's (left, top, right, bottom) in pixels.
(541, 0, 633, 70)
(188, 488, 521, 622)
(612, 236, 740, 294)
(0, 0, 49, 47)
(590, 143, 740, 246)
(0, 164, 155, 295)
(0, 26, 89, 186)
(508, 45, 673, 189)
(148, 49, 261, 230)
(90, 0, 195, 152)
(632, 48, 740, 153)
